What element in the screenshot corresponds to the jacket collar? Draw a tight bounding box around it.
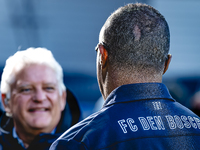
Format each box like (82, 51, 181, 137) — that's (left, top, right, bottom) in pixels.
(103, 83, 175, 107)
(0, 113, 13, 134)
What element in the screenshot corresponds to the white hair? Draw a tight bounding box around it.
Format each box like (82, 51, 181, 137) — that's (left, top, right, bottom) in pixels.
(0, 47, 66, 99)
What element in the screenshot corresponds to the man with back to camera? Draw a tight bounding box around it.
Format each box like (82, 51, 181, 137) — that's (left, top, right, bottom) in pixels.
(50, 3, 200, 149)
(0, 47, 81, 150)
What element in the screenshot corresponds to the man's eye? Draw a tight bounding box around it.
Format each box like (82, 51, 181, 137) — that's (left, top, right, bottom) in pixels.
(20, 88, 32, 93)
(44, 87, 55, 91)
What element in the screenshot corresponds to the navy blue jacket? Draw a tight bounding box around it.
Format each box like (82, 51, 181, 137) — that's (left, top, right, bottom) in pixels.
(50, 83, 200, 150)
(0, 89, 82, 150)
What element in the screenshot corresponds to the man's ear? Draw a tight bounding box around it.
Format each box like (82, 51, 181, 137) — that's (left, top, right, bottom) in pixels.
(163, 54, 172, 74)
(1, 93, 12, 117)
(99, 44, 108, 69)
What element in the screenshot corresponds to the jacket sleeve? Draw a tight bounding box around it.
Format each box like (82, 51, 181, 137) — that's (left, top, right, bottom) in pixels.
(49, 139, 88, 150)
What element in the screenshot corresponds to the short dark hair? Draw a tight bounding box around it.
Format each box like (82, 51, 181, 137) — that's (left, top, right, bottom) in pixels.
(102, 3, 170, 75)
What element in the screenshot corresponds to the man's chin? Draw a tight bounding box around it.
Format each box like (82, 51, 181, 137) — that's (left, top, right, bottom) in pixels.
(27, 116, 52, 129)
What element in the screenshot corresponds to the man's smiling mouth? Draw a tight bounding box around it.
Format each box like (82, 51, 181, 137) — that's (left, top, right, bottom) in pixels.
(29, 108, 50, 112)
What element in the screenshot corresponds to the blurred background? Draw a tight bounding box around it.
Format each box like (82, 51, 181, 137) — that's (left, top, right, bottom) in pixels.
(0, 0, 200, 118)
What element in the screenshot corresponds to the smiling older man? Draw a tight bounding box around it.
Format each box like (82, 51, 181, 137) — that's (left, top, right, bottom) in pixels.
(0, 48, 81, 150)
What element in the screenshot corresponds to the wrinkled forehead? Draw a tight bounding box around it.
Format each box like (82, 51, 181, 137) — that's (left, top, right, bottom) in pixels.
(13, 63, 58, 86)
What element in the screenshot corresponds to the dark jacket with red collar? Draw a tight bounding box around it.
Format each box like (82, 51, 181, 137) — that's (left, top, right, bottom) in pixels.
(50, 83, 200, 150)
(0, 89, 82, 150)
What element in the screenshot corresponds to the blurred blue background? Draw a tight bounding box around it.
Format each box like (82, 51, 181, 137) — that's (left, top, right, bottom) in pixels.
(0, 0, 200, 118)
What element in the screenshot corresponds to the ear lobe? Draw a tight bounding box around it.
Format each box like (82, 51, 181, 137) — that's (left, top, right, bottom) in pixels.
(2, 93, 8, 107)
(163, 54, 172, 74)
(1, 93, 12, 117)
(99, 44, 108, 69)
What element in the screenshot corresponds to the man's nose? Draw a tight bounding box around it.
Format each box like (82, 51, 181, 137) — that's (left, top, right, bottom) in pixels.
(32, 89, 46, 102)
